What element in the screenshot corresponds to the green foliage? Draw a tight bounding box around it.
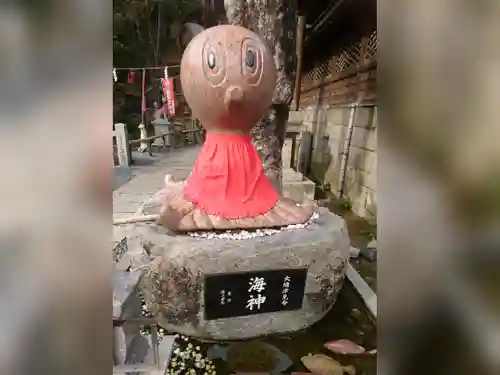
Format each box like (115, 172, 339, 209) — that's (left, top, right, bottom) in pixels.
(363, 207, 377, 240)
(173, 132, 186, 147)
(168, 0, 202, 20)
(360, 218, 377, 240)
(113, 0, 202, 126)
(113, 0, 202, 67)
(327, 196, 352, 215)
(337, 196, 352, 210)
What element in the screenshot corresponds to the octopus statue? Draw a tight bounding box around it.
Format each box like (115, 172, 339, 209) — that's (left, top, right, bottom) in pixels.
(115, 25, 314, 231)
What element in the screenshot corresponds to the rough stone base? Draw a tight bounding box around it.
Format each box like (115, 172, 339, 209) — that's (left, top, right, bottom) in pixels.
(282, 168, 303, 182)
(282, 168, 316, 202)
(114, 207, 350, 340)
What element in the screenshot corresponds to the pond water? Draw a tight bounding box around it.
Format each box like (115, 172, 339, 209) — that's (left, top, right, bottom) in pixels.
(325, 193, 377, 292)
(156, 281, 376, 375)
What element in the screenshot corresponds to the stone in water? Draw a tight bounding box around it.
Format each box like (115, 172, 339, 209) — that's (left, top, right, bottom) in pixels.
(349, 246, 360, 259)
(360, 247, 377, 262)
(301, 354, 355, 375)
(324, 339, 366, 355)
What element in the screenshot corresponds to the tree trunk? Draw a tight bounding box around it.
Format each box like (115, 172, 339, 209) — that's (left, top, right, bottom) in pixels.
(224, 0, 297, 193)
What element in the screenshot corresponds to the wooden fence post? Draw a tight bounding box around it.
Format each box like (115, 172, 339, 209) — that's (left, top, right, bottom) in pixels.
(292, 14, 306, 111)
(114, 123, 131, 167)
(359, 36, 369, 66)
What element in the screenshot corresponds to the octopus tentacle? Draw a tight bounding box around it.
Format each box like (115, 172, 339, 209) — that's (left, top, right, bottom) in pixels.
(155, 179, 315, 232)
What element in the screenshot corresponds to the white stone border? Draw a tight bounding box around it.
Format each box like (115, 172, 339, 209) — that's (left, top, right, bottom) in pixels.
(346, 263, 377, 318)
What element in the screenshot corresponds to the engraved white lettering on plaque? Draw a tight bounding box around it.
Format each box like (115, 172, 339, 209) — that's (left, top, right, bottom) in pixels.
(246, 294, 266, 311)
(220, 290, 226, 305)
(281, 276, 291, 306)
(248, 277, 267, 293)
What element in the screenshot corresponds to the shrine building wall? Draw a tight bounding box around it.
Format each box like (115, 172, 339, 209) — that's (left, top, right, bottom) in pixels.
(289, 31, 377, 219)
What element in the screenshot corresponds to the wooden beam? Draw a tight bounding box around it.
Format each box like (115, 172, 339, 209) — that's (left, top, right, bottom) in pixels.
(355, 36, 370, 102)
(359, 36, 369, 65)
(292, 14, 306, 111)
(305, 0, 346, 45)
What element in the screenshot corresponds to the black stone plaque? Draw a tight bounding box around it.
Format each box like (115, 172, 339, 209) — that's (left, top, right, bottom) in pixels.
(204, 268, 307, 320)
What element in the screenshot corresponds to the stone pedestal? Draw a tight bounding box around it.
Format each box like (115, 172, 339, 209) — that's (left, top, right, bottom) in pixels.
(297, 131, 313, 175)
(282, 139, 293, 168)
(151, 118, 173, 148)
(282, 168, 303, 182)
(282, 168, 316, 202)
(114, 123, 131, 167)
(114, 207, 350, 340)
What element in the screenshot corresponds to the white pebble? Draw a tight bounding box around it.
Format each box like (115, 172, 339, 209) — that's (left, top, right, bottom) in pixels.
(187, 212, 320, 240)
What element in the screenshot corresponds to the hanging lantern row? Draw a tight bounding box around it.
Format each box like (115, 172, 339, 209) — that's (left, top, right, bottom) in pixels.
(112, 66, 171, 83)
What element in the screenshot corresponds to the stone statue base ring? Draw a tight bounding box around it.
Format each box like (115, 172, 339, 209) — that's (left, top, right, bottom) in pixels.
(113, 207, 350, 340)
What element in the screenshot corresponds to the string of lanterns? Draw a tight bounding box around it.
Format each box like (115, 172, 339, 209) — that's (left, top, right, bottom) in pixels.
(112, 65, 180, 83)
(113, 65, 178, 116)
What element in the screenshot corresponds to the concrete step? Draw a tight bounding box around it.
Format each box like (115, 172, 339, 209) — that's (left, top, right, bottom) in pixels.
(282, 169, 316, 202)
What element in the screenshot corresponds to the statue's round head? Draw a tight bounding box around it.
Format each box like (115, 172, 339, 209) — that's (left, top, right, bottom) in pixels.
(180, 25, 276, 133)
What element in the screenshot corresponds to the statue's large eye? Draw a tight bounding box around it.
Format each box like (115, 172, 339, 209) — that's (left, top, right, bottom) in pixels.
(207, 52, 216, 69)
(202, 42, 226, 86)
(241, 39, 262, 85)
(245, 50, 255, 68)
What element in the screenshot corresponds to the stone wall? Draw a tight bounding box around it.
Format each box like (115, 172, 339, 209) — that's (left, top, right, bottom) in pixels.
(285, 31, 377, 218)
(288, 105, 377, 219)
(341, 106, 376, 218)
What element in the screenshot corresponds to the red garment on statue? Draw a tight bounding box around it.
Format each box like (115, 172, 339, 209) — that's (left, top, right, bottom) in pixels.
(183, 133, 278, 219)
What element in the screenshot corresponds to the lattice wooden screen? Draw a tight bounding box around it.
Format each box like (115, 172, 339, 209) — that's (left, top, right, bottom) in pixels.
(301, 30, 377, 88)
(366, 29, 377, 60)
